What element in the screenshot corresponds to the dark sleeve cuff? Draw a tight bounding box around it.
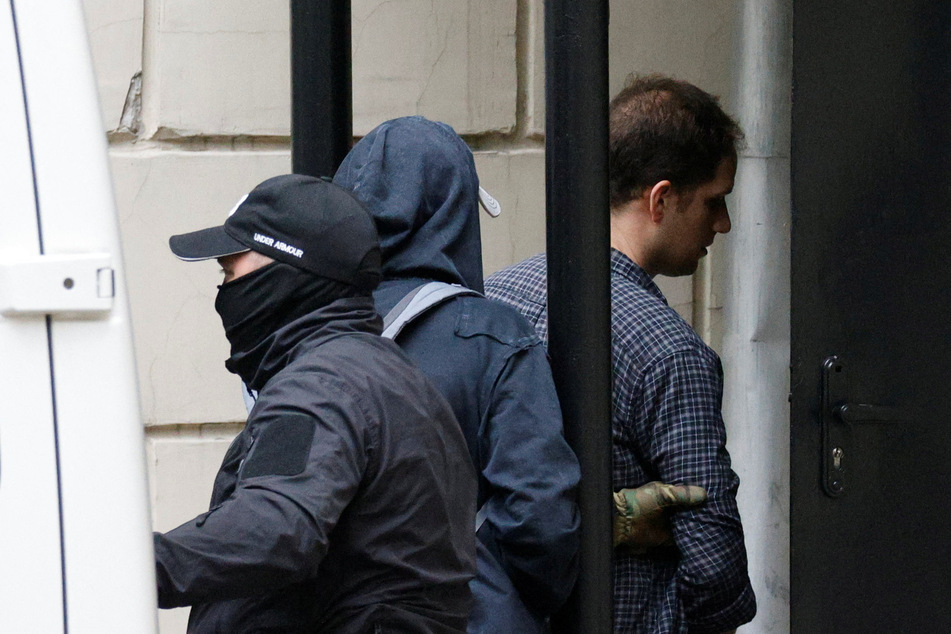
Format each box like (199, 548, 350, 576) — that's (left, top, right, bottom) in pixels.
(153, 532, 180, 609)
(686, 582, 757, 633)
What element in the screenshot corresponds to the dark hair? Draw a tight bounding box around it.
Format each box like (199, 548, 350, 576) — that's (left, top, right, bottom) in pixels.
(609, 74, 744, 207)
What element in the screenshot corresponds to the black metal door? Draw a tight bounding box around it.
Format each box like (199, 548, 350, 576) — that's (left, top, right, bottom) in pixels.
(791, 2, 951, 631)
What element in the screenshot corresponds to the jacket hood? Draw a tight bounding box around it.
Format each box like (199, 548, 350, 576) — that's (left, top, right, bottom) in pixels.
(334, 116, 485, 293)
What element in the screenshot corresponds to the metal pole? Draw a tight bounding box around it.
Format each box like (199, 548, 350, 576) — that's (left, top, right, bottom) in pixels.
(290, 0, 352, 177)
(545, 1, 613, 632)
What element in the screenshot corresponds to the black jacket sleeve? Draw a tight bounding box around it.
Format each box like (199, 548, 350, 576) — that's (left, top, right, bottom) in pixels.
(154, 393, 369, 608)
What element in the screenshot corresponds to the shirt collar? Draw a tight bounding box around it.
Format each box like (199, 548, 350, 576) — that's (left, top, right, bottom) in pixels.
(610, 248, 667, 304)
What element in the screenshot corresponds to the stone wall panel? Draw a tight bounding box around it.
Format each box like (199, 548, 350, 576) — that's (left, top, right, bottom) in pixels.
(529, 0, 738, 137)
(353, 0, 517, 135)
(474, 149, 546, 275)
(110, 149, 290, 425)
(81, 0, 144, 131)
(144, 0, 290, 137)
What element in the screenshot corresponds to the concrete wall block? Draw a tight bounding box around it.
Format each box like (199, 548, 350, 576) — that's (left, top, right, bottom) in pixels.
(655, 274, 694, 325)
(147, 430, 237, 531)
(144, 0, 290, 137)
(608, 0, 738, 108)
(143, 0, 516, 138)
(109, 149, 290, 425)
(474, 149, 546, 275)
(525, 0, 545, 137)
(530, 0, 739, 134)
(353, 0, 517, 135)
(81, 0, 144, 131)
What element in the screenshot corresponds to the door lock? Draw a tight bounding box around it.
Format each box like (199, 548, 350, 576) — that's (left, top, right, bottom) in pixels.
(831, 446, 843, 470)
(820, 356, 911, 497)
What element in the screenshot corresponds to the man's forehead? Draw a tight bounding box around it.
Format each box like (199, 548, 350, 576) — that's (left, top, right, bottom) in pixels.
(669, 156, 736, 196)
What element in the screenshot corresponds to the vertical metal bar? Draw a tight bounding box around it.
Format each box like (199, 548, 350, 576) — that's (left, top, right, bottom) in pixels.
(290, 0, 352, 177)
(545, 1, 613, 632)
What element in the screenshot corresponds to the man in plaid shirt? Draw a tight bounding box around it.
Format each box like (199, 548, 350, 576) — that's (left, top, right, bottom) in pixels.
(485, 75, 756, 633)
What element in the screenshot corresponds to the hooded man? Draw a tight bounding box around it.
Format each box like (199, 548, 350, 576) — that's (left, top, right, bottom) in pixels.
(155, 174, 477, 633)
(333, 117, 581, 632)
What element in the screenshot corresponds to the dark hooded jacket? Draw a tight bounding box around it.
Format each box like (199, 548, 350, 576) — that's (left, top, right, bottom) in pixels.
(154, 294, 476, 633)
(334, 116, 581, 632)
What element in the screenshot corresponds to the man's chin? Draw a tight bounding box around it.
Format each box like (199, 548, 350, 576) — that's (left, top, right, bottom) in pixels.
(659, 262, 700, 278)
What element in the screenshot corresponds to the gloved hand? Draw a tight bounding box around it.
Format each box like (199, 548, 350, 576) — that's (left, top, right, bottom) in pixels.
(613, 482, 707, 554)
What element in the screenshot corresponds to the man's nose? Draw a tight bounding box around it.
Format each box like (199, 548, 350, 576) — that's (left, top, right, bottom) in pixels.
(713, 208, 732, 234)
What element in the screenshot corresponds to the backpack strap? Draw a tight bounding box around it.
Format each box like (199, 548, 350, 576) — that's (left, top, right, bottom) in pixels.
(381, 281, 481, 340)
(244, 283, 481, 414)
(475, 502, 489, 532)
(382, 281, 488, 533)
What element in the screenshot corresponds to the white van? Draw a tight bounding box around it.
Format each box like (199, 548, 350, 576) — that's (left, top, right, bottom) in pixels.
(0, 1, 157, 631)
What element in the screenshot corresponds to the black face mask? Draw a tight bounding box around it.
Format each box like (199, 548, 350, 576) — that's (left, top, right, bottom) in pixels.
(214, 261, 358, 364)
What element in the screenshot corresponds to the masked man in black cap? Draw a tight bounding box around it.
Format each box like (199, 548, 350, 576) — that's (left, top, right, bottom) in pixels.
(155, 174, 477, 634)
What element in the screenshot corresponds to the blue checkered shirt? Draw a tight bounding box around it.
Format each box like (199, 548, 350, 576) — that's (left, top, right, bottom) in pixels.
(485, 250, 756, 633)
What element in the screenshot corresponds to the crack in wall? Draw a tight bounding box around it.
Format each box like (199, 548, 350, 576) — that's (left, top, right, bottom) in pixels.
(112, 70, 143, 139)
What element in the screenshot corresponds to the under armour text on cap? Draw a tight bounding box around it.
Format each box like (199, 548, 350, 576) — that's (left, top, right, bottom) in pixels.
(169, 174, 382, 290)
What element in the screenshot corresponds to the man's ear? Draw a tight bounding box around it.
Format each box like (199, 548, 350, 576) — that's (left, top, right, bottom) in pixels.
(647, 180, 672, 224)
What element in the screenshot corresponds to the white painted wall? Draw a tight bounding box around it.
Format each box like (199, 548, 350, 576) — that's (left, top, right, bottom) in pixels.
(718, 1, 792, 631)
(79, 1, 790, 631)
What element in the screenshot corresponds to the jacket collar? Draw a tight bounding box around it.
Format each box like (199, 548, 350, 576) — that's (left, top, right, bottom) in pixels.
(230, 295, 382, 391)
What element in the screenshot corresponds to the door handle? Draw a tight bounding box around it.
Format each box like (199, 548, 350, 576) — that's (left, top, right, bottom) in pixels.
(834, 403, 906, 424)
(820, 356, 912, 497)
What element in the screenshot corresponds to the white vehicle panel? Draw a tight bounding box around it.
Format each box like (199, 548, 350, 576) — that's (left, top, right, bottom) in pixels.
(0, 4, 67, 632)
(2, 0, 158, 631)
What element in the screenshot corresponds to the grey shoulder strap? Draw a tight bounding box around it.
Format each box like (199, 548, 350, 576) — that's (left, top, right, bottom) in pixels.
(475, 503, 489, 532)
(244, 283, 480, 414)
(381, 281, 480, 340)
(382, 282, 488, 533)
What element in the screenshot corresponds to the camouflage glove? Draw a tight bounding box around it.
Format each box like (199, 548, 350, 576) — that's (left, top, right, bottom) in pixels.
(613, 482, 707, 554)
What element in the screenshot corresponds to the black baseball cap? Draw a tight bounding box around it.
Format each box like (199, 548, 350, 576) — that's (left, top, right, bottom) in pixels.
(169, 174, 381, 290)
